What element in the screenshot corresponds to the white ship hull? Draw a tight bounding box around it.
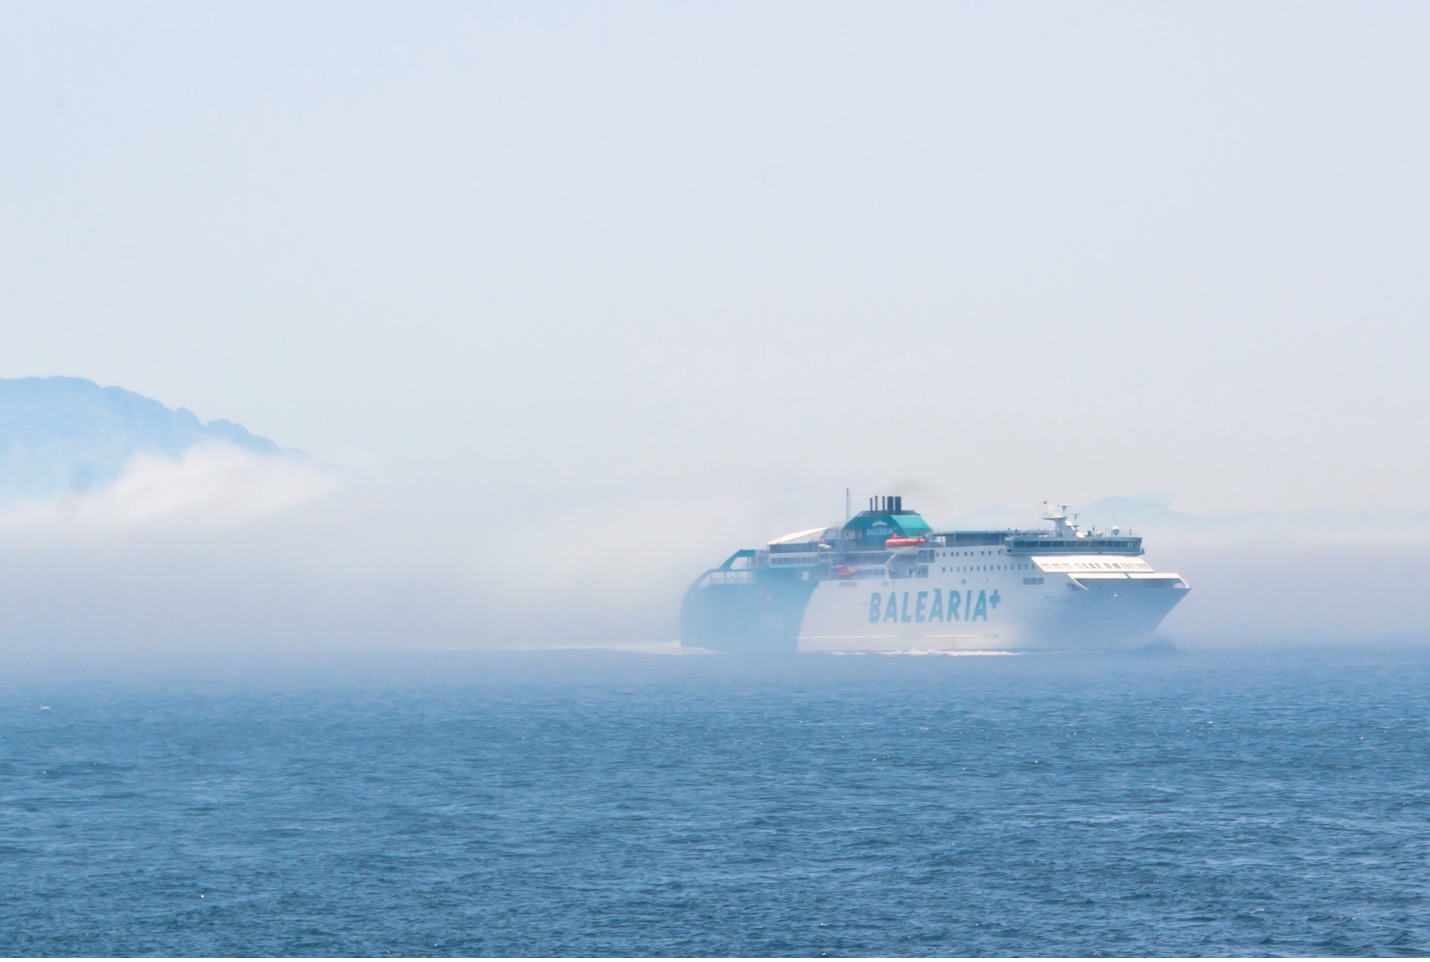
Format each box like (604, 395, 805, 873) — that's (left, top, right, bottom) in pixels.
(797, 570, 1187, 652)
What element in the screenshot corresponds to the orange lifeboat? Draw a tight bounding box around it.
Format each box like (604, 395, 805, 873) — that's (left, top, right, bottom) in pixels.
(884, 536, 927, 554)
(833, 563, 857, 578)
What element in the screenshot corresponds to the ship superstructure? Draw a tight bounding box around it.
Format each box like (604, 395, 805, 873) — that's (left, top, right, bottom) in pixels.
(680, 497, 1188, 652)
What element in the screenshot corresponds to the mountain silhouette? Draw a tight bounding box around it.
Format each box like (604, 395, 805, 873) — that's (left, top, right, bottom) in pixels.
(0, 376, 293, 505)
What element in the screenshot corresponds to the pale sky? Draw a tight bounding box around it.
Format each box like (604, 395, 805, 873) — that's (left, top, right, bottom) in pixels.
(4, 1, 1428, 537)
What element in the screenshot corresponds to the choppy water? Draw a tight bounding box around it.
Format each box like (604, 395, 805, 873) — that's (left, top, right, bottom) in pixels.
(3, 645, 1429, 956)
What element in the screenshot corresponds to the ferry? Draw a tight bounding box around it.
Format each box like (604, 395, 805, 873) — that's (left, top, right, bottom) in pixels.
(681, 497, 1188, 652)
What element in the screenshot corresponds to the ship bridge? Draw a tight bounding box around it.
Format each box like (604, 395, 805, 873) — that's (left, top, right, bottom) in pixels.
(1004, 501, 1143, 555)
(1005, 535, 1143, 555)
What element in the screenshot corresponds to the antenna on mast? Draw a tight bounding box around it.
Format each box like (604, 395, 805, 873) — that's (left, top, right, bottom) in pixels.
(845, 487, 851, 523)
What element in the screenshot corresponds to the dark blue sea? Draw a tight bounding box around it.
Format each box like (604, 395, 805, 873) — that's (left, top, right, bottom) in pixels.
(4, 644, 1429, 957)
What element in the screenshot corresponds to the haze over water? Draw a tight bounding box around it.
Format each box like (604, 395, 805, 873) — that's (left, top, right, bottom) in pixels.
(4, 3, 1430, 956)
(5, 644, 1429, 957)
(4, 1, 1429, 655)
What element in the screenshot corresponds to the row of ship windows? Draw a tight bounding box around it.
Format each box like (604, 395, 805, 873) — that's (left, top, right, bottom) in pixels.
(776, 553, 1014, 568)
(940, 563, 1035, 573)
(938, 562, 1148, 574)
